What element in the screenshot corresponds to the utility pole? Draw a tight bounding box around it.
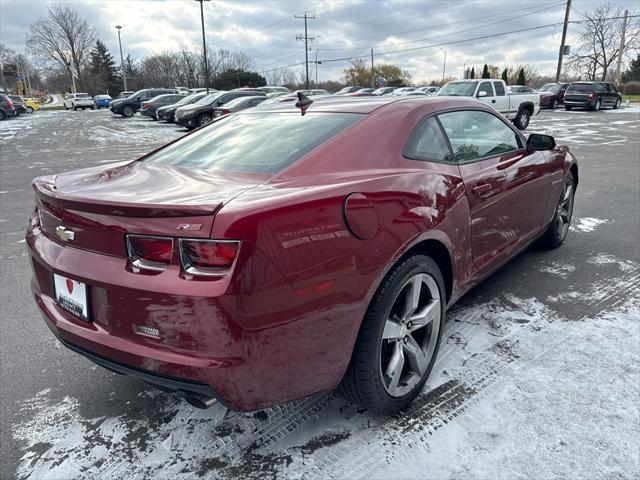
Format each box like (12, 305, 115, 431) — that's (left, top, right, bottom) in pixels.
(555, 0, 571, 82)
(440, 48, 447, 82)
(195, 0, 211, 93)
(295, 13, 315, 89)
(614, 9, 629, 85)
(115, 25, 128, 91)
(315, 49, 320, 87)
(371, 48, 375, 88)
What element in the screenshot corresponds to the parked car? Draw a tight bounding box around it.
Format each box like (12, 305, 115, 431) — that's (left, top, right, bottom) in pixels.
(212, 95, 267, 117)
(94, 95, 112, 109)
(563, 81, 622, 111)
(26, 96, 577, 414)
(156, 91, 209, 123)
(507, 85, 536, 94)
(335, 86, 362, 95)
(140, 93, 187, 120)
(175, 90, 266, 129)
(292, 89, 331, 96)
(349, 88, 377, 97)
(8, 95, 27, 115)
(258, 86, 291, 94)
(110, 88, 178, 117)
(0, 94, 16, 120)
(538, 83, 569, 109)
(372, 87, 397, 95)
(118, 91, 134, 99)
(23, 97, 42, 113)
(391, 87, 417, 95)
(64, 93, 95, 110)
(416, 86, 440, 95)
(437, 79, 539, 130)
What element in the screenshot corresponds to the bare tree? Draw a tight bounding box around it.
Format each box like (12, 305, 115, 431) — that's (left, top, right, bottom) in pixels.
(26, 4, 96, 90)
(567, 3, 639, 81)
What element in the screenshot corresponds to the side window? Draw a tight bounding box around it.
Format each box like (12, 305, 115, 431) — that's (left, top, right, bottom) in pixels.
(438, 110, 522, 163)
(478, 82, 493, 97)
(493, 82, 506, 96)
(403, 116, 453, 163)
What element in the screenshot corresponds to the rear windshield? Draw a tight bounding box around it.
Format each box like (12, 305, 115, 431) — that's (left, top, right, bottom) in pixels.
(76, 94, 92, 98)
(143, 112, 363, 174)
(567, 83, 595, 92)
(437, 82, 476, 96)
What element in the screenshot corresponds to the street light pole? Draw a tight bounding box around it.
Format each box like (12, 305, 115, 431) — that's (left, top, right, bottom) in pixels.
(115, 25, 127, 91)
(315, 49, 319, 87)
(195, 0, 211, 93)
(440, 48, 447, 82)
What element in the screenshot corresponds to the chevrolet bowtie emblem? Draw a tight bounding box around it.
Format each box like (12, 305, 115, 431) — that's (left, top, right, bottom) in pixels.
(55, 225, 75, 242)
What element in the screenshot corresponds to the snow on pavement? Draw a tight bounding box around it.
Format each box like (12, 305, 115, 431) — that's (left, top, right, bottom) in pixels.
(11, 252, 640, 479)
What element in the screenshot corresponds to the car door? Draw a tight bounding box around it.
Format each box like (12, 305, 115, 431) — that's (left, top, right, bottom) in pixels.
(492, 81, 511, 117)
(438, 109, 550, 279)
(475, 81, 495, 109)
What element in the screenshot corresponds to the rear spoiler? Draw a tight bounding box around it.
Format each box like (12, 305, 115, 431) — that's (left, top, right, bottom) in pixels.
(33, 179, 221, 218)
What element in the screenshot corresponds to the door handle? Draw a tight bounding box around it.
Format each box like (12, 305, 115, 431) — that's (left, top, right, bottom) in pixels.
(472, 184, 492, 197)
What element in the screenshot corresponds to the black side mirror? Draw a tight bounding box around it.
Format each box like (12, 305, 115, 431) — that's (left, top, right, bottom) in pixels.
(527, 133, 556, 151)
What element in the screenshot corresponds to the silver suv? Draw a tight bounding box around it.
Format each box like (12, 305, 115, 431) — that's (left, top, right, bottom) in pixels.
(64, 93, 95, 111)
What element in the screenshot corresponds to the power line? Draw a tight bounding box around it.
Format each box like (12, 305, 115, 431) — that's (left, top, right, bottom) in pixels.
(315, 1, 565, 52)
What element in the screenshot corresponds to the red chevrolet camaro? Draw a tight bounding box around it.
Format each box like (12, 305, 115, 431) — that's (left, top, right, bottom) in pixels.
(27, 96, 577, 413)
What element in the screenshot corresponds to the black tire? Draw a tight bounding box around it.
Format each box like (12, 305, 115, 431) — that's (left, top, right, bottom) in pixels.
(551, 99, 558, 109)
(0, 111, 5, 121)
(122, 106, 134, 117)
(73, 106, 78, 111)
(514, 108, 530, 130)
(539, 172, 576, 249)
(90, 106, 95, 110)
(338, 254, 445, 413)
(26, 106, 34, 114)
(592, 100, 601, 111)
(197, 113, 213, 128)
(614, 98, 621, 110)
(564, 105, 572, 111)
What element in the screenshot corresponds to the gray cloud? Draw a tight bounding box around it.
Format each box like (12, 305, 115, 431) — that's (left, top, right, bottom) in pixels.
(1, 0, 637, 83)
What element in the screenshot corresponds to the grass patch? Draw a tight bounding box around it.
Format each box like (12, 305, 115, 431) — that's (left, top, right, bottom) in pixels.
(622, 95, 640, 102)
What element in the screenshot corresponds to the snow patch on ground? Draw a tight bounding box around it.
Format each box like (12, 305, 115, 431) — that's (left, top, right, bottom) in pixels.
(539, 261, 576, 278)
(570, 217, 610, 233)
(588, 252, 637, 272)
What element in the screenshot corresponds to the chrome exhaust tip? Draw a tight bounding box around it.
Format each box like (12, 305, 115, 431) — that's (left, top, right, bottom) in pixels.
(185, 394, 218, 409)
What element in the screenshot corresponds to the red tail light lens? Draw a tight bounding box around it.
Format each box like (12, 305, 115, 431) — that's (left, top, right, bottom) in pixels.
(7, 100, 14, 109)
(213, 109, 231, 118)
(142, 102, 150, 109)
(179, 239, 239, 276)
(588, 91, 597, 99)
(126, 235, 173, 271)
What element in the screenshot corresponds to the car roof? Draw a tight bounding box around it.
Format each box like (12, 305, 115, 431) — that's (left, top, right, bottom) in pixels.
(244, 95, 491, 115)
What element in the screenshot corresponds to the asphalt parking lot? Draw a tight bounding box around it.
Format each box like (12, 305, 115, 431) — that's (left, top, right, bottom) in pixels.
(1, 106, 639, 479)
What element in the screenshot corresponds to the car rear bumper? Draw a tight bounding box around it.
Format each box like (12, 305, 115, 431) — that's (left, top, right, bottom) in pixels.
(563, 99, 594, 108)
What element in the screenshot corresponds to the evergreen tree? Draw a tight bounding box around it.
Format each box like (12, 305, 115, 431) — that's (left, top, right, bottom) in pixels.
(470, 67, 475, 79)
(501, 68, 509, 83)
(89, 40, 119, 94)
(481, 64, 490, 78)
(517, 68, 526, 85)
(621, 54, 640, 82)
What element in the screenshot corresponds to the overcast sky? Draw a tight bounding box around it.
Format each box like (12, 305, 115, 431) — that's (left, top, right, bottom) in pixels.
(1, 0, 637, 83)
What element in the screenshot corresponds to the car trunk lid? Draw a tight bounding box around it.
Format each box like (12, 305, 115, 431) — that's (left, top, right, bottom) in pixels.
(34, 161, 266, 256)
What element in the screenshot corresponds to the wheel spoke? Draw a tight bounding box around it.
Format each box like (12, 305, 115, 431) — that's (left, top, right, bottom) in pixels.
(403, 336, 428, 376)
(563, 185, 572, 203)
(385, 342, 405, 394)
(403, 274, 423, 319)
(408, 298, 440, 331)
(382, 318, 403, 340)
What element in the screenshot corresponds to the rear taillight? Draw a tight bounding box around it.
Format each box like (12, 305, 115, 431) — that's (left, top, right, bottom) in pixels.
(141, 102, 150, 109)
(7, 100, 14, 109)
(126, 234, 174, 271)
(588, 91, 597, 100)
(179, 239, 239, 276)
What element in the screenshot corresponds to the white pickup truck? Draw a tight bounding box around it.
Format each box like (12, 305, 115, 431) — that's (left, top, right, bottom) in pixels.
(436, 79, 539, 130)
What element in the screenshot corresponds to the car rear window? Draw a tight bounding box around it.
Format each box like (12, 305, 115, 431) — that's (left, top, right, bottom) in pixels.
(143, 112, 363, 174)
(567, 83, 595, 92)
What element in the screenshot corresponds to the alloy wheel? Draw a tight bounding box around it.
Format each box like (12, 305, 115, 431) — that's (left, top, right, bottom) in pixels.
(198, 114, 213, 127)
(380, 273, 441, 398)
(556, 177, 574, 241)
